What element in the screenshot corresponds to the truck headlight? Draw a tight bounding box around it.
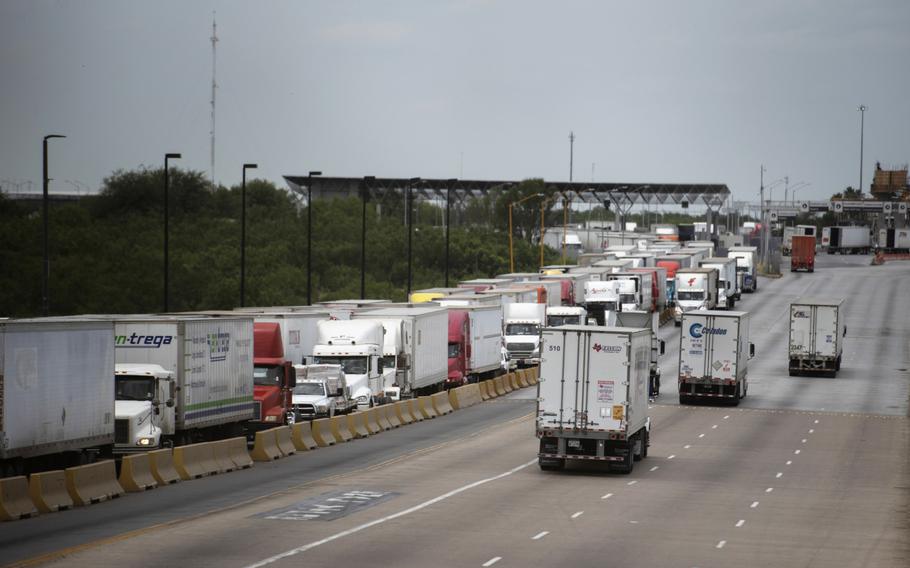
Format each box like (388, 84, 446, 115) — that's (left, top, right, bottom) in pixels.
(356, 396, 368, 403)
(316, 404, 328, 412)
(674, 306, 682, 315)
(264, 415, 278, 422)
(137, 437, 155, 446)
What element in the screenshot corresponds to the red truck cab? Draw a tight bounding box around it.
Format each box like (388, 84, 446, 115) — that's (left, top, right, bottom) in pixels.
(447, 311, 470, 387)
(251, 322, 297, 428)
(791, 235, 816, 272)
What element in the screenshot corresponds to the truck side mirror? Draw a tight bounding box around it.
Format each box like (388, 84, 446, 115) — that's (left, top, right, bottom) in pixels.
(660, 340, 666, 355)
(167, 380, 176, 407)
(336, 387, 344, 397)
(749, 343, 755, 358)
(285, 364, 297, 389)
(843, 326, 847, 337)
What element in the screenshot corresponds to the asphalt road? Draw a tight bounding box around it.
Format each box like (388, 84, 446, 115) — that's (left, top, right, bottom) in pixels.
(3, 253, 908, 568)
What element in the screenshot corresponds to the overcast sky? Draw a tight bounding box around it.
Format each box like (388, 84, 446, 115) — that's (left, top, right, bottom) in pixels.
(1, 0, 908, 204)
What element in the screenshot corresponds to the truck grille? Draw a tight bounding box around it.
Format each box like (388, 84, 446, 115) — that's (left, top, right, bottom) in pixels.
(507, 342, 536, 358)
(294, 404, 317, 418)
(252, 401, 262, 421)
(115, 419, 129, 444)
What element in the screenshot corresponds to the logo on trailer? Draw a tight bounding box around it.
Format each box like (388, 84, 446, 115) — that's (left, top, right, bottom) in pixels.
(592, 343, 622, 353)
(208, 328, 231, 362)
(115, 333, 174, 348)
(687, 277, 697, 286)
(689, 323, 727, 338)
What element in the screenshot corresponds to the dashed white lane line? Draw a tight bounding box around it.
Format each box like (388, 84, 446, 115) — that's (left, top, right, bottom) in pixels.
(750, 501, 760, 508)
(809, 429, 815, 434)
(571, 511, 584, 519)
(723, 415, 730, 419)
(801, 439, 807, 444)
(735, 520, 745, 528)
(650, 466, 659, 472)
(668, 455, 676, 460)
(794, 449, 801, 455)
(483, 557, 502, 567)
(243, 459, 537, 568)
(532, 531, 549, 540)
(627, 480, 638, 486)
(786, 460, 792, 465)
(776, 472, 783, 478)
(765, 487, 774, 493)
(814, 420, 820, 424)
(698, 434, 705, 438)
(716, 540, 727, 549)
(684, 444, 692, 449)
(601, 493, 614, 500)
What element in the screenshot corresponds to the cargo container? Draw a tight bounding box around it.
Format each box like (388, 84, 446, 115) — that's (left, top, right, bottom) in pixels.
(788, 298, 846, 377)
(540, 272, 591, 306)
(827, 226, 871, 254)
(656, 254, 692, 304)
(546, 306, 589, 327)
(606, 271, 655, 312)
(629, 267, 668, 312)
(790, 235, 816, 272)
(678, 310, 754, 405)
(878, 228, 910, 253)
(1, 319, 115, 476)
(583, 280, 623, 326)
(536, 325, 652, 473)
(782, 224, 817, 255)
(446, 306, 503, 386)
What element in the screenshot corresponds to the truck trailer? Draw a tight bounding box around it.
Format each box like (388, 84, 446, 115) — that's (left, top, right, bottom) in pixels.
(827, 226, 871, 255)
(790, 235, 816, 272)
(678, 310, 754, 405)
(536, 325, 652, 473)
(673, 268, 719, 325)
(447, 306, 503, 386)
(727, 245, 758, 293)
(788, 298, 846, 377)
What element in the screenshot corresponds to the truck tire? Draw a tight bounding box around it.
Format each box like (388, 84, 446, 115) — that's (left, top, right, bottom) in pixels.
(618, 447, 634, 474)
(633, 429, 649, 461)
(835, 355, 841, 371)
(539, 458, 565, 471)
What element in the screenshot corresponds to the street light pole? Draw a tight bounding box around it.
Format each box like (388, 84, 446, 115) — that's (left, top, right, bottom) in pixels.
(444, 178, 457, 288)
(240, 163, 257, 307)
(406, 177, 420, 298)
(360, 176, 374, 299)
(306, 170, 322, 305)
(858, 105, 867, 194)
(163, 152, 181, 312)
(760, 165, 767, 269)
(42, 134, 65, 316)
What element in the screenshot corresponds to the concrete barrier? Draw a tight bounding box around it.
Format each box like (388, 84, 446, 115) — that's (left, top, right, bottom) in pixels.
(347, 412, 371, 438)
(173, 442, 220, 479)
(529, 366, 539, 384)
(383, 404, 402, 428)
(509, 372, 521, 390)
(226, 436, 254, 469)
(418, 396, 438, 419)
(118, 453, 159, 492)
(329, 415, 353, 444)
(375, 405, 394, 430)
(275, 426, 297, 457)
(148, 449, 181, 485)
(515, 370, 529, 388)
(502, 373, 514, 393)
(448, 388, 461, 410)
(394, 401, 414, 425)
(250, 428, 283, 462)
(65, 460, 124, 506)
(452, 384, 483, 409)
(478, 380, 491, 400)
(212, 439, 237, 473)
(291, 421, 320, 450)
(493, 376, 506, 396)
(28, 470, 72, 513)
(0, 476, 38, 521)
(431, 391, 454, 415)
(406, 399, 424, 422)
(311, 418, 336, 447)
(363, 408, 383, 434)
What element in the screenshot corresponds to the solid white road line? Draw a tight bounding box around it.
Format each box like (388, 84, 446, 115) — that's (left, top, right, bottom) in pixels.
(801, 439, 807, 443)
(735, 520, 745, 528)
(750, 501, 759, 508)
(716, 540, 727, 549)
(483, 557, 502, 567)
(244, 459, 537, 568)
(723, 415, 730, 419)
(571, 511, 584, 519)
(601, 493, 614, 500)
(532, 531, 549, 540)
(809, 429, 815, 434)
(712, 425, 718, 429)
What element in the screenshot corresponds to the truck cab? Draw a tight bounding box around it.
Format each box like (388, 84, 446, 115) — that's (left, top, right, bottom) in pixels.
(311, 320, 384, 407)
(250, 322, 298, 428)
(114, 363, 175, 453)
(546, 306, 588, 327)
(290, 364, 351, 420)
(503, 303, 547, 366)
(583, 280, 622, 326)
(673, 268, 719, 325)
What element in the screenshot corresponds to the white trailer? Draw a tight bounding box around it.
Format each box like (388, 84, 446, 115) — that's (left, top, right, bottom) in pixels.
(536, 325, 652, 473)
(352, 306, 449, 396)
(615, 311, 666, 398)
(678, 310, 754, 405)
(540, 272, 591, 306)
(788, 298, 846, 377)
(699, 257, 739, 307)
(113, 316, 255, 449)
(518, 280, 563, 307)
(827, 226, 871, 254)
(727, 245, 758, 293)
(878, 228, 910, 253)
(582, 280, 622, 326)
(1, 319, 115, 475)
(231, 310, 328, 364)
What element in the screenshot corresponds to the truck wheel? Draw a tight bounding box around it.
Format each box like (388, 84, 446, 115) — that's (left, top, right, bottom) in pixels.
(679, 394, 687, 405)
(619, 447, 634, 474)
(835, 355, 841, 371)
(539, 458, 565, 471)
(808, 267, 814, 273)
(674, 320, 681, 328)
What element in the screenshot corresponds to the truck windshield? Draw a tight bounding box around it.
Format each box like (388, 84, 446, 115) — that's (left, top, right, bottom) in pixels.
(735, 265, 748, 272)
(115, 376, 156, 401)
(677, 291, 705, 301)
(293, 383, 326, 396)
(619, 293, 636, 305)
(448, 343, 460, 358)
(253, 365, 283, 387)
(312, 356, 368, 375)
(547, 316, 579, 327)
(505, 323, 539, 336)
(381, 355, 396, 370)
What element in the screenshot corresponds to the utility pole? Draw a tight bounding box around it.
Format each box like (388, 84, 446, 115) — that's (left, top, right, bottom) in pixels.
(568, 131, 575, 182)
(858, 105, 867, 194)
(209, 12, 218, 189)
(760, 165, 768, 270)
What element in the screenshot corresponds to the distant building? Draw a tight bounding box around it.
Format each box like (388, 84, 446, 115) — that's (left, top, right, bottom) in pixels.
(871, 162, 908, 200)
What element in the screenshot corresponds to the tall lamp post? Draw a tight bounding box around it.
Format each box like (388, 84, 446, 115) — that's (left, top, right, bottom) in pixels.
(444, 178, 457, 288)
(306, 170, 322, 305)
(858, 105, 867, 194)
(790, 182, 810, 206)
(163, 153, 181, 312)
(360, 176, 374, 299)
(240, 163, 258, 307)
(539, 193, 561, 268)
(406, 177, 421, 298)
(42, 134, 66, 317)
(508, 192, 544, 272)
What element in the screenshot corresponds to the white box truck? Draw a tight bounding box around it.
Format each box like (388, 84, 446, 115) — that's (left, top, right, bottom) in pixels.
(727, 245, 758, 293)
(503, 303, 547, 366)
(678, 310, 754, 405)
(1, 319, 115, 476)
(699, 257, 739, 307)
(673, 267, 719, 326)
(312, 319, 386, 406)
(615, 311, 666, 398)
(352, 306, 449, 397)
(113, 316, 255, 450)
(827, 226, 871, 255)
(536, 325, 652, 473)
(788, 298, 846, 377)
(878, 228, 910, 253)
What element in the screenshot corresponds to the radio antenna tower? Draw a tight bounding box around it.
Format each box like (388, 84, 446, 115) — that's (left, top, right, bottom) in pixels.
(209, 11, 218, 189)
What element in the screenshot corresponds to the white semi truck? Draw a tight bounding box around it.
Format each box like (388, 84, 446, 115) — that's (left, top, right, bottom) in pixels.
(311, 319, 387, 406)
(673, 268, 719, 326)
(113, 316, 256, 451)
(546, 306, 588, 327)
(727, 245, 758, 293)
(698, 257, 739, 307)
(1, 319, 116, 476)
(615, 310, 666, 398)
(788, 298, 846, 377)
(503, 303, 547, 366)
(351, 306, 449, 397)
(678, 310, 754, 405)
(536, 325, 652, 473)
(582, 280, 623, 326)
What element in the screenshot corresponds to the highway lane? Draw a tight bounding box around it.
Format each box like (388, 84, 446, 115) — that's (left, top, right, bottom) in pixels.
(4, 253, 909, 567)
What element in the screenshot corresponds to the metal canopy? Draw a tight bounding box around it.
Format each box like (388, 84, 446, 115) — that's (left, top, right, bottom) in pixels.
(283, 176, 730, 208)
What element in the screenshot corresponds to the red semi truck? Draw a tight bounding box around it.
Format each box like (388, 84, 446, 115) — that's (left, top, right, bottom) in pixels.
(447, 306, 503, 386)
(791, 235, 816, 272)
(250, 322, 298, 428)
